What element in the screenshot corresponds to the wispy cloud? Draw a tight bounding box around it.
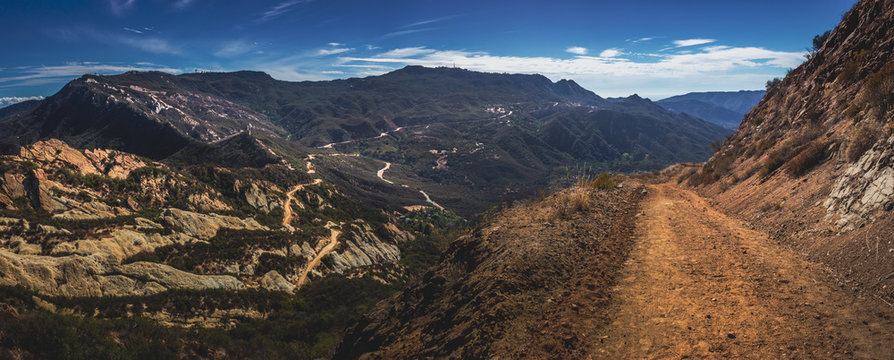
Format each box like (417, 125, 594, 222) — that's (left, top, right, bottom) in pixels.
(328, 42, 342, 46)
(565, 46, 588, 55)
(172, 0, 195, 9)
(0, 62, 183, 89)
(375, 47, 435, 58)
(0, 96, 44, 108)
(108, 0, 136, 16)
(383, 27, 438, 38)
(673, 38, 716, 47)
(123, 27, 143, 34)
(317, 47, 353, 56)
(402, 14, 461, 28)
(119, 37, 181, 54)
(214, 40, 258, 57)
(258, 0, 313, 23)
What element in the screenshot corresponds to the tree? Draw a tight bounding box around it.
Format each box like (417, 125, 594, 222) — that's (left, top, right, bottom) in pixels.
(766, 77, 782, 91)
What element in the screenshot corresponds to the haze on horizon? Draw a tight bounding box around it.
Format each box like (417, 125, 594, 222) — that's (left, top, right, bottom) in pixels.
(1, 0, 857, 103)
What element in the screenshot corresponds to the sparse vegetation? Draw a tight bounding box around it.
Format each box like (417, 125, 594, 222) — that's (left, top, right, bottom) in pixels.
(845, 121, 881, 162)
(785, 141, 828, 176)
(590, 173, 615, 190)
(865, 62, 894, 120)
(766, 77, 782, 91)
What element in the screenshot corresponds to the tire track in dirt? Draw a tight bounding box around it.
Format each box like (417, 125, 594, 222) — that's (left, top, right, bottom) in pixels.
(281, 178, 322, 227)
(296, 223, 342, 289)
(592, 183, 894, 359)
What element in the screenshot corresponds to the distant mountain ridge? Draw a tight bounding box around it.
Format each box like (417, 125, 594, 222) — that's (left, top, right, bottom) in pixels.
(656, 90, 765, 129)
(0, 66, 730, 215)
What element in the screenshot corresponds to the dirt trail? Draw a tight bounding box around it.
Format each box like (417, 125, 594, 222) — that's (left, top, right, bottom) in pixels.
(281, 179, 322, 227)
(296, 225, 342, 289)
(376, 162, 393, 184)
(593, 183, 894, 359)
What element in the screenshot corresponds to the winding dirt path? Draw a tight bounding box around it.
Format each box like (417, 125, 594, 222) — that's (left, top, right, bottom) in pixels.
(281, 178, 322, 227)
(376, 162, 393, 184)
(296, 225, 342, 289)
(592, 184, 894, 359)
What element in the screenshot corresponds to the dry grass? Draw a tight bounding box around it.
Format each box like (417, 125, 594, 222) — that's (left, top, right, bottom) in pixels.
(845, 121, 880, 162)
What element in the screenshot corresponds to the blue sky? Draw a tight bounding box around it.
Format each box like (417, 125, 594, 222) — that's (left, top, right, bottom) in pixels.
(0, 0, 857, 104)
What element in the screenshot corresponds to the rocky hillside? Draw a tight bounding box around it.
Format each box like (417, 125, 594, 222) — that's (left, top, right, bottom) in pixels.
(336, 178, 645, 359)
(0, 138, 465, 358)
(680, 0, 894, 303)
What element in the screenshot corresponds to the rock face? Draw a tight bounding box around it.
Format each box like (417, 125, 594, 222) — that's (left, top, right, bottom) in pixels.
(824, 135, 894, 230)
(161, 208, 268, 239)
(329, 223, 403, 273)
(0, 250, 243, 297)
(683, 0, 894, 302)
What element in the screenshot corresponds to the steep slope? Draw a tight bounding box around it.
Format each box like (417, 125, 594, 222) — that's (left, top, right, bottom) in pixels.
(337, 179, 645, 359)
(681, 0, 894, 303)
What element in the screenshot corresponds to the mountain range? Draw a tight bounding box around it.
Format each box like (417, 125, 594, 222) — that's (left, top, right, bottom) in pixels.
(656, 90, 766, 130)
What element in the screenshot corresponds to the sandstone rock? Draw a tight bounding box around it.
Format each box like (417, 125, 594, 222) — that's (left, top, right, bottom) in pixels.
(5, 236, 42, 255)
(37, 224, 71, 236)
(2, 173, 26, 198)
(51, 229, 198, 261)
(117, 262, 245, 291)
(245, 183, 270, 213)
(161, 208, 268, 239)
(133, 217, 164, 230)
(18, 139, 101, 176)
(51, 198, 130, 220)
(260, 270, 296, 293)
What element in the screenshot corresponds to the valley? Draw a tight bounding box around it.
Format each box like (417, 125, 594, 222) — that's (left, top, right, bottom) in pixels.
(1, 0, 893, 357)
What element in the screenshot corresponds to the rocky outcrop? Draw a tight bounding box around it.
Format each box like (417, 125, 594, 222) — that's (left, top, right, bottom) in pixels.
(161, 208, 268, 239)
(260, 270, 296, 293)
(244, 183, 280, 213)
(824, 135, 894, 230)
(329, 223, 402, 273)
(51, 229, 198, 261)
(0, 250, 244, 297)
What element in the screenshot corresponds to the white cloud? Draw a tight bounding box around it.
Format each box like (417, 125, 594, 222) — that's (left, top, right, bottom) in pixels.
(565, 46, 588, 55)
(673, 38, 716, 47)
(599, 48, 621, 58)
(636, 37, 653, 42)
(328, 42, 342, 46)
(375, 47, 435, 58)
(338, 44, 805, 97)
(214, 40, 257, 57)
(123, 27, 143, 34)
(317, 47, 353, 56)
(0, 96, 44, 108)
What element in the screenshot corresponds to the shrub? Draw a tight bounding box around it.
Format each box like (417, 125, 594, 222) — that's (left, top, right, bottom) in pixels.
(766, 77, 782, 91)
(590, 173, 614, 190)
(785, 141, 827, 176)
(845, 121, 880, 162)
(865, 62, 894, 120)
(759, 148, 788, 179)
